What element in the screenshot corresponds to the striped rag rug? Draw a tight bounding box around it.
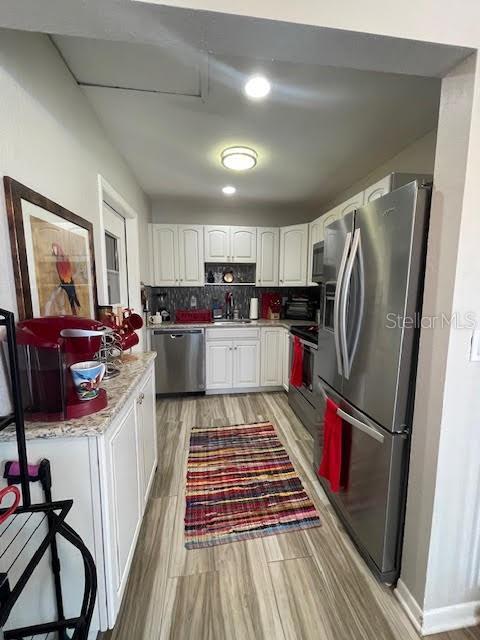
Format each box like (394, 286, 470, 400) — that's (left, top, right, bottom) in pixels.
(184, 421, 321, 548)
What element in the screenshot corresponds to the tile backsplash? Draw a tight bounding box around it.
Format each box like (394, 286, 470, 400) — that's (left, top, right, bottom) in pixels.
(147, 285, 320, 320)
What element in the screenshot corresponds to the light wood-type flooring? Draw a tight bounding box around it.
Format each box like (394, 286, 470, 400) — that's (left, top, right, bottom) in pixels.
(104, 392, 480, 640)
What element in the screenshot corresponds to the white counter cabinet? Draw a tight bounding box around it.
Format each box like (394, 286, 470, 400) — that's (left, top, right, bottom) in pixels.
(0, 356, 157, 639)
(206, 327, 260, 391)
(100, 366, 157, 620)
(261, 327, 284, 387)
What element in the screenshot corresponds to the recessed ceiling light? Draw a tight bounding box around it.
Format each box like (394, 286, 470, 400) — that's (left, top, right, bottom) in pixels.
(244, 75, 271, 100)
(222, 185, 236, 195)
(221, 146, 258, 171)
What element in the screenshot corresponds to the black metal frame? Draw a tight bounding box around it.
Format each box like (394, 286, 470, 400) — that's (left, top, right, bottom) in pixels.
(0, 309, 97, 639)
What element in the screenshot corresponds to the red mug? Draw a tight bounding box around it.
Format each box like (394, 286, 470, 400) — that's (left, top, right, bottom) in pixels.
(120, 330, 139, 351)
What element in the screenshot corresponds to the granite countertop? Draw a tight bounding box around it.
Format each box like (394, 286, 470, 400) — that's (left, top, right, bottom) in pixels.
(0, 352, 157, 442)
(146, 319, 314, 330)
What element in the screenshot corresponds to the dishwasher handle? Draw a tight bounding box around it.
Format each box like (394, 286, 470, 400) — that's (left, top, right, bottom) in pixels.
(153, 329, 204, 336)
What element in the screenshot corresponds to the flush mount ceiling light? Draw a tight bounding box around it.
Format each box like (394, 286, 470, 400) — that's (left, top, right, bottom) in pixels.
(244, 75, 271, 100)
(221, 146, 258, 171)
(222, 185, 236, 195)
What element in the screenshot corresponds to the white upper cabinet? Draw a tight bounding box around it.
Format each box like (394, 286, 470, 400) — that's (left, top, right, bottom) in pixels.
(231, 227, 257, 262)
(321, 205, 341, 234)
(307, 216, 323, 287)
(279, 223, 309, 287)
(256, 227, 279, 286)
(339, 191, 365, 217)
(205, 225, 256, 263)
(178, 224, 204, 286)
(204, 225, 231, 262)
(150, 223, 203, 286)
(364, 175, 392, 203)
(150, 223, 178, 286)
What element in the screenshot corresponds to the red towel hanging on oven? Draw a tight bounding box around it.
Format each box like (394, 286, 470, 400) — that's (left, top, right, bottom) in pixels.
(290, 336, 303, 387)
(318, 398, 343, 492)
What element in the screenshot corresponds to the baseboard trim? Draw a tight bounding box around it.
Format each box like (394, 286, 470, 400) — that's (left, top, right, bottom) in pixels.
(206, 386, 284, 395)
(422, 601, 480, 635)
(394, 579, 423, 633)
(395, 580, 480, 636)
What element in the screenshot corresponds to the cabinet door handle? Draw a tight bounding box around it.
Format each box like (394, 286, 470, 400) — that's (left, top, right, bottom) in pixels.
(138, 392, 145, 404)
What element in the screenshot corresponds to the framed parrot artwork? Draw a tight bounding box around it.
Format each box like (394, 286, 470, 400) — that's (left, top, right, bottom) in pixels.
(4, 177, 98, 320)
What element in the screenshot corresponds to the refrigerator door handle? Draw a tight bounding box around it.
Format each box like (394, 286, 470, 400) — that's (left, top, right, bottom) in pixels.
(333, 232, 352, 376)
(340, 228, 364, 379)
(350, 231, 365, 374)
(337, 408, 385, 443)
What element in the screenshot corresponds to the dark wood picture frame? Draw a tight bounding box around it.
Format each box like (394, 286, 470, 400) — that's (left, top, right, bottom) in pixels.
(3, 177, 98, 320)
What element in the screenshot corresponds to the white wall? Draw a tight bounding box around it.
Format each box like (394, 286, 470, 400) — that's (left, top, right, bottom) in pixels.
(0, 28, 151, 319)
(321, 129, 437, 211)
(397, 55, 478, 633)
(148, 0, 480, 49)
(0, 28, 151, 412)
(152, 197, 315, 226)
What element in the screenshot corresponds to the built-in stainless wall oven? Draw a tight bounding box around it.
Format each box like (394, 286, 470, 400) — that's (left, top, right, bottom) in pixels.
(288, 326, 321, 438)
(311, 240, 325, 283)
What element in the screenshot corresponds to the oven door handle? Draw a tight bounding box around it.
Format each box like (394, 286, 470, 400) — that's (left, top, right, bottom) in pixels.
(298, 338, 318, 351)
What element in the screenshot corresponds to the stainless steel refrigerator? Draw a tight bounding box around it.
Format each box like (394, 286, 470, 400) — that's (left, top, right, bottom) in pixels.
(313, 178, 431, 583)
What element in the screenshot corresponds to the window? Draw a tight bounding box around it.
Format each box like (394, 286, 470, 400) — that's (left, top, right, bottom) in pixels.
(105, 231, 121, 305)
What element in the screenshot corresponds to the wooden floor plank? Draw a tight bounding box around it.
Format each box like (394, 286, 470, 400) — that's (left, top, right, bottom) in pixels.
(109, 497, 176, 640)
(160, 572, 226, 640)
(214, 538, 286, 640)
(151, 420, 185, 498)
(262, 528, 312, 563)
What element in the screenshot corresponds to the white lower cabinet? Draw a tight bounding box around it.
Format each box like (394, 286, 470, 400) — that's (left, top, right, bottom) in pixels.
(283, 329, 291, 391)
(104, 402, 141, 601)
(261, 328, 284, 387)
(206, 340, 234, 389)
(233, 339, 261, 387)
(137, 370, 157, 507)
(206, 329, 260, 391)
(101, 366, 157, 622)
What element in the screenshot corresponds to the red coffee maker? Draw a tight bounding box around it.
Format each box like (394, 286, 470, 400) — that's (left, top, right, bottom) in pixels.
(16, 316, 108, 421)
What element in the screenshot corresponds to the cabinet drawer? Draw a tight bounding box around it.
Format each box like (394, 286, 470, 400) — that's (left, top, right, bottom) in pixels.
(206, 327, 260, 340)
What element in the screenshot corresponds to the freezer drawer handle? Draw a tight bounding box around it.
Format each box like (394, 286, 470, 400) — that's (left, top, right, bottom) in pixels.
(170, 334, 184, 339)
(336, 408, 384, 443)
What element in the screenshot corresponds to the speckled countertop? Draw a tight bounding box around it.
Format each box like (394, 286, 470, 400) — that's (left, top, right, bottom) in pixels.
(146, 319, 314, 330)
(0, 352, 156, 442)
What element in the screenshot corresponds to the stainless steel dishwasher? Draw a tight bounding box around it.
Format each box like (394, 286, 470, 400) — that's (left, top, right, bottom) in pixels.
(151, 328, 205, 394)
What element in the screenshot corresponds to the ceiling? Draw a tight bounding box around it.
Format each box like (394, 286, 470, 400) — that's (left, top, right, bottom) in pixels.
(0, 2, 454, 207)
